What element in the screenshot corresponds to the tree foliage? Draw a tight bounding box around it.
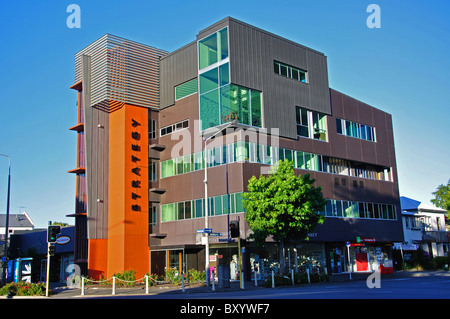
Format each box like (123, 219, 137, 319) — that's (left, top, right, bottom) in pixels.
(431, 179, 450, 221)
(242, 160, 326, 244)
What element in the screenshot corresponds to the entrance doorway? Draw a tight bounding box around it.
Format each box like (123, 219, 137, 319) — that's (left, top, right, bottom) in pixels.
(355, 252, 369, 271)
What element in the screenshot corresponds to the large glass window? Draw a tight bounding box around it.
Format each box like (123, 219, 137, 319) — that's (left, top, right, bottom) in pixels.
(296, 106, 327, 141)
(198, 27, 263, 131)
(198, 33, 218, 70)
(274, 61, 307, 83)
(336, 118, 376, 142)
(200, 90, 220, 130)
(220, 84, 262, 128)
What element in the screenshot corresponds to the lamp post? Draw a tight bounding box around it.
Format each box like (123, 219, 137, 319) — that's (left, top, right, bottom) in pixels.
(204, 120, 237, 287)
(0, 154, 11, 285)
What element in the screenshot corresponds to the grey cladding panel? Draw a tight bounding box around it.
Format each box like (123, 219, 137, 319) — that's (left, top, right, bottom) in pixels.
(160, 42, 197, 108)
(228, 19, 331, 139)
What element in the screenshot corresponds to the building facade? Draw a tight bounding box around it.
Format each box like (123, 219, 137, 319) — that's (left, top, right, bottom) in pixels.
(400, 196, 449, 257)
(69, 17, 403, 280)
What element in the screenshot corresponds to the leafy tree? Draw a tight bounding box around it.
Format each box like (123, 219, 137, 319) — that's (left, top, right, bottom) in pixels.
(431, 179, 450, 222)
(242, 160, 326, 272)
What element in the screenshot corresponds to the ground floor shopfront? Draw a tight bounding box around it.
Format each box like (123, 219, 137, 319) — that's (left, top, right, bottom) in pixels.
(149, 239, 395, 280)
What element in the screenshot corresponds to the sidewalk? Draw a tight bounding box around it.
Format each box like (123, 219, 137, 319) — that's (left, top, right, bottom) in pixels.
(49, 279, 266, 298)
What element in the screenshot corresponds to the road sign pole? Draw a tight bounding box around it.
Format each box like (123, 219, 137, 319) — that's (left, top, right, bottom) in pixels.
(45, 242, 51, 297)
(346, 241, 352, 280)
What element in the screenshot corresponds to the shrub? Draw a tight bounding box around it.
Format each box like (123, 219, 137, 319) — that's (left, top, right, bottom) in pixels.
(114, 269, 136, 286)
(187, 269, 206, 283)
(0, 281, 46, 296)
(165, 267, 182, 284)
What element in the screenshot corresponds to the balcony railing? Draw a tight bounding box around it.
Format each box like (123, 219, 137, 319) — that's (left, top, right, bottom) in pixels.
(422, 231, 450, 243)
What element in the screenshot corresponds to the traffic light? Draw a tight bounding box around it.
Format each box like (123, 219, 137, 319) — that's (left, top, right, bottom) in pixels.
(47, 225, 61, 243)
(229, 220, 239, 238)
(49, 245, 55, 257)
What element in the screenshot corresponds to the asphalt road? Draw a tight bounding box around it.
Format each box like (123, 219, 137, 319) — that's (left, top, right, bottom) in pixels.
(48, 270, 450, 300)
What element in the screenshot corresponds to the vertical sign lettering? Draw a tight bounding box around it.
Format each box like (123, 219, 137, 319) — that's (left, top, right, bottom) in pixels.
(131, 118, 141, 212)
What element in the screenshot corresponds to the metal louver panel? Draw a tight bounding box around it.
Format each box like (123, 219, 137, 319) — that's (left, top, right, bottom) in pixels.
(74, 34, 168, 110)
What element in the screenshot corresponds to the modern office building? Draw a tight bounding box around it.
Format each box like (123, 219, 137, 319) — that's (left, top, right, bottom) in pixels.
(68, 17, 403, 280)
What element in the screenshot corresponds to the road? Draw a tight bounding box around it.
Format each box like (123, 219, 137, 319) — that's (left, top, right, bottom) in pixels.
(49, 270, 450, 300)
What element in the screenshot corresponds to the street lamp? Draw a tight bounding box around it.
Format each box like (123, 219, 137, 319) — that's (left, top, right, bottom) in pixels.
(0, 154, 11, 285)
(204, 120, 238, 286)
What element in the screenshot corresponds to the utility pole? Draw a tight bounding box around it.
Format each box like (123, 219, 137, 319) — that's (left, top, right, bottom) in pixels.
(0, 154, 11, 285)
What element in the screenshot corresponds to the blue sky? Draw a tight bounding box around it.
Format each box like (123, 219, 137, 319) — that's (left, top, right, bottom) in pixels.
(0, 0, 449, 228)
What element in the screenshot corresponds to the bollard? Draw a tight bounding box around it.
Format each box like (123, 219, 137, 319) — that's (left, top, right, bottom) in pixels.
(242, 272, 245, 289)
(145, 275, 149, 294)
(212, 269, 215, 291)
(307, 268, 310, 284)
(254, 270, 258, 287)
(181, 272, 186, 293)
(272, 270, 275, 288)
(81, 276, 85, 296)
(112, 276, 116, 295)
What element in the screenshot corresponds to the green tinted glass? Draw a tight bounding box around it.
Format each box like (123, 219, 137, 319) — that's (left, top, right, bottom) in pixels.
(199, 68, 218, 94)
(218, 28, 229, 60)
(200, 89, 220, 130)
(251, 90, 262, 127)
(198, 33, 218, 70)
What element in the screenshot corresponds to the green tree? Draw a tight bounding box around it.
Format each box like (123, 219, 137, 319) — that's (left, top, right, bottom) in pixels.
(431, 179, 450, 222)
(242, 160, 326, 272)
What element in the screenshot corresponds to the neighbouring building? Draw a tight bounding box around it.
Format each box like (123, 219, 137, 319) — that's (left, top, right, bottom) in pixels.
(68, 17, 404, 280)
(400, 196, 449, 257)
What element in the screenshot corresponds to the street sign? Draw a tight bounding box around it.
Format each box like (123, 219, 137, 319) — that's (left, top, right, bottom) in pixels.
(209, 232, 221, 237)
(219, 238, 235, 242)
(56, 235, 71, 245)
(197, 228, 213, 233)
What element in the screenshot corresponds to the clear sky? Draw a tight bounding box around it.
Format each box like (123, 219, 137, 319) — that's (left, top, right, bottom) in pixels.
(0, 0, 449, 228)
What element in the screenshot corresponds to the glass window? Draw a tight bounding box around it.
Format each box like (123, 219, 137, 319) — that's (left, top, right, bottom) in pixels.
(185, 201, 192, 219)
(296, 151, 305, 169)
(280, 64, 288, 77)
(178, 202, 185, 220)
(195, 199, 204, 218)
(166, 159, 174, 178)
(198, 33, 218, 70)
(312, 112, 327, 141)
(359, 202, 366, 218)
(336, 200, 343, 217)
(235, 192, 245, 213)
(167, 203, 176, 221)
(218, 28, 229, 61)
(200, 89, 220, 130)
(219, 62, 230, 87)
(199, 68, 218, 94)
(251, 90, 262, 127)
(291, 68, 299, 81)
(214, 196, 222, 216)
(229, 194, 236, 213)
(222, 195, 230, 214)
(274, 61, 280, 74)
(161, 161, 167, 179)
(336, 119, 343, 135)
